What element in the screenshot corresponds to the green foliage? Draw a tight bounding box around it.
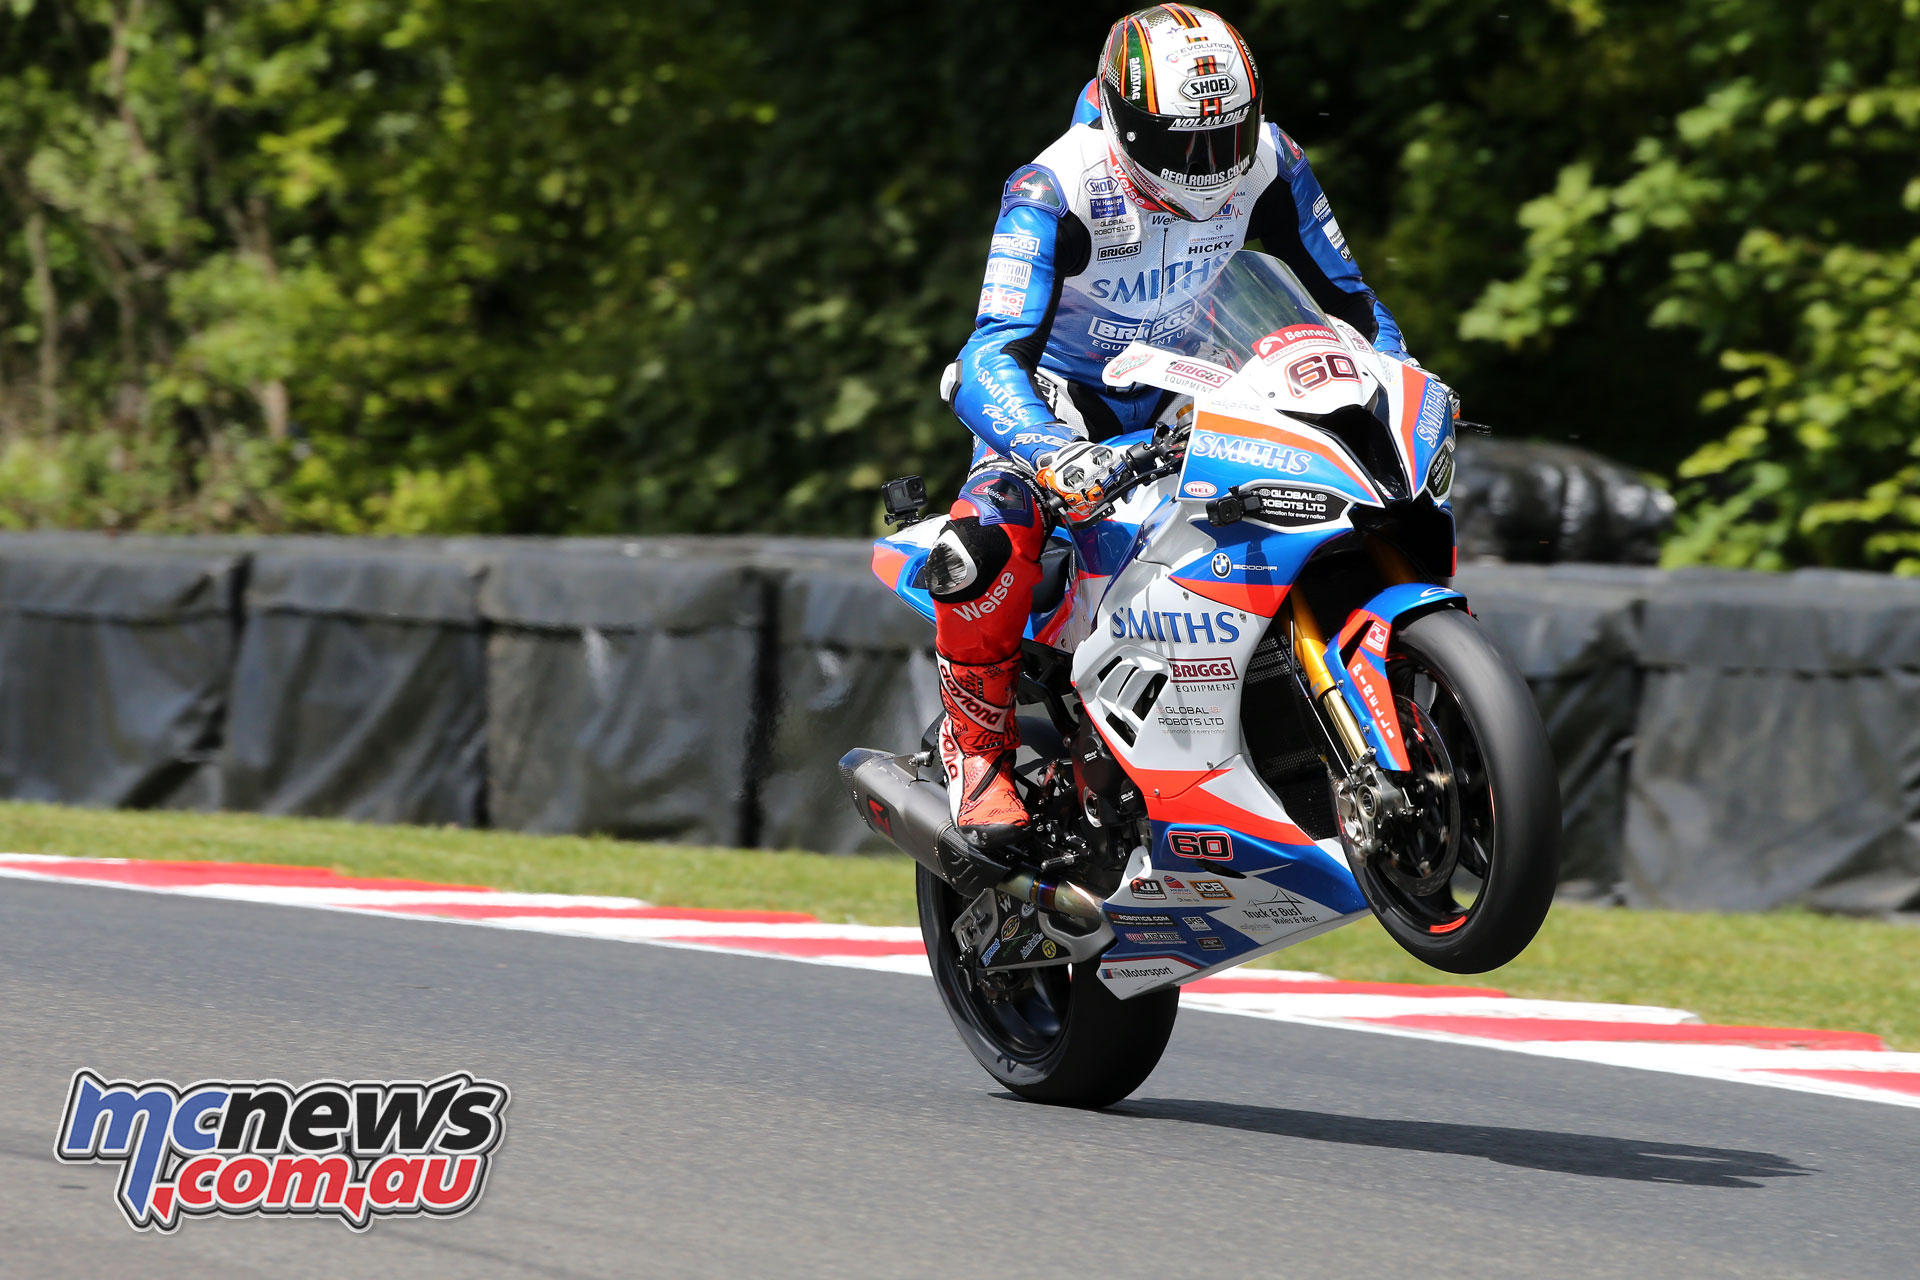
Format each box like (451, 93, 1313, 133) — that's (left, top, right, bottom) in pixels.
(1453, 0, 1920, 570)
(0, 1, 1915, 566)
(0, 1, 1116, 533)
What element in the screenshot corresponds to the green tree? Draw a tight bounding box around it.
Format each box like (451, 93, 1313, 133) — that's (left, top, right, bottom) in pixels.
(1454, 0, 1920, 570)
(3, 0, 1915, 568)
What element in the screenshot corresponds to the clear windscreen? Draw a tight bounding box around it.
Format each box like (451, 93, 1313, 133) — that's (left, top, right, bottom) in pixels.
(1154, 251, 1331, 370)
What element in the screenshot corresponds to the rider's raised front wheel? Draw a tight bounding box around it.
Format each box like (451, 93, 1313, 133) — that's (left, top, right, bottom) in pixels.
(917, 864, 1177, 1109)
(1353, 608, 1561, 974)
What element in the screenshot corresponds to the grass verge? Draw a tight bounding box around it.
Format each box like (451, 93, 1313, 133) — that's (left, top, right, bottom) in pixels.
(4, 800, 1918, 1050)
(0, 801, 916, 926)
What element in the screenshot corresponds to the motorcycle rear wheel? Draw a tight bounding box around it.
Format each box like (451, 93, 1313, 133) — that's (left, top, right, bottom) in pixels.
(918, 865, 1178, 1108)
(1352, 608, 1561, 974)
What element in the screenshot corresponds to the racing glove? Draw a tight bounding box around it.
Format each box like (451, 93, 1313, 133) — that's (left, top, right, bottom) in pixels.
(1036, 440, 1127, 522)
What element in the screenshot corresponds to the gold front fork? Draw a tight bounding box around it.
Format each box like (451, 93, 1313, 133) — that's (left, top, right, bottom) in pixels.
(1291, 535, 1418, 765)
(1290, 589, 1372, 765)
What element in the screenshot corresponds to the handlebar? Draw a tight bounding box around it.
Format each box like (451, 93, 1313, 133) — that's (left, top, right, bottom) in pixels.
(1038, 429, 1187, 527)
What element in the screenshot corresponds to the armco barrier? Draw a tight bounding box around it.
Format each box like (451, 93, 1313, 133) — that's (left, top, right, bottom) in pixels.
(1, 531, 1915, 914)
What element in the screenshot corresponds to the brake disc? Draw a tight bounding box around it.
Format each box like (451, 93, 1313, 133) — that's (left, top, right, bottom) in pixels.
(1370, 695, 1463, 898)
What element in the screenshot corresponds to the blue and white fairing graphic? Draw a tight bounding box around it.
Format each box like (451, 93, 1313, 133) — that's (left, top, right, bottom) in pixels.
(1397, 367, 1457, 505)
(1177, 427, 1381, 510)
(1097, 825, 1367, 975)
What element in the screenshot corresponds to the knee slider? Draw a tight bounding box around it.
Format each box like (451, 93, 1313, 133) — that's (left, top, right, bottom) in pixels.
(927, 517, 1013, 603)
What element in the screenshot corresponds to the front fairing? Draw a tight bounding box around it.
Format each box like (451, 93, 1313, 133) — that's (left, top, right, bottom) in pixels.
(1098, 251, 1457, 521)
(1069, 513, 1369, 996)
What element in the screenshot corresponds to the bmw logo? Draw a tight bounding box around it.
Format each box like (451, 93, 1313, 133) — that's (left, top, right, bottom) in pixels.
(1211, 552, 1232, 579)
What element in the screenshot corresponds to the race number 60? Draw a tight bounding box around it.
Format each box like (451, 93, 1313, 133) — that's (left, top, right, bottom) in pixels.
(1167, 831, 1233, 860)
(1286, 351, 1359, 394)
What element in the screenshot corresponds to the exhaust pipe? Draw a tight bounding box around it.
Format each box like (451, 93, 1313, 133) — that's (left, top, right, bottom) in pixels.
(838, 747, 1106, 921)
(995, 872, 1105, 923)
(839, 748, 961, 884)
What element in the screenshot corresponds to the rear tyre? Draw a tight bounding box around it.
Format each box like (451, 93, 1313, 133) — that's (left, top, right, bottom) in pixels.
(917, 866, 1178, 1108)
(1353, 608, 1560, 974)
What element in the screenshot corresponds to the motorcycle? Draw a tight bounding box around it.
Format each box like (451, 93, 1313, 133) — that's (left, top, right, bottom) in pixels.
(841, 250, 1559, 1108)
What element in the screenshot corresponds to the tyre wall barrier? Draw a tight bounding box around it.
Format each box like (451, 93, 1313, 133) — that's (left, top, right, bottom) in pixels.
(0, 534, 243, 809)
(1452, 436, 1675, 566)
(0, 531, 1913, 914)
(1623, 569, 1920, 915)
(216, 539, 487, 826)
(471, 538, 766, 847)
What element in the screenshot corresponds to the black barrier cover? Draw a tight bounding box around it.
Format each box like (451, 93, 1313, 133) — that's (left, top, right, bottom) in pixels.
(755, 541, 939, 854)
(1623, 569, 1920, 915)
(0, 534, 243, 809)
(477, 541, 765, 845)
(218, 540, 486, 826)
(11, 526, 1920, 918)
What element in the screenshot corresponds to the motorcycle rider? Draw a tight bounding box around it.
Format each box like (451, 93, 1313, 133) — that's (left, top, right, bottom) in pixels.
(929, 4, 1419, 842)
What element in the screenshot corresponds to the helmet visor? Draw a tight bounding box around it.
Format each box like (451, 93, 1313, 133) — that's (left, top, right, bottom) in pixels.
(1105, 94, 1260, 193)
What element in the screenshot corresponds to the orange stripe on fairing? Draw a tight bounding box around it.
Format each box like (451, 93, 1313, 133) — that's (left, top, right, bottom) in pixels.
(871, 544, 909, 590)
(1147, 772, 1318, 847)
(1172, 575, 1290, 616)
(1397, 364, 1429, 473)
(1196, 410, 1380, 501)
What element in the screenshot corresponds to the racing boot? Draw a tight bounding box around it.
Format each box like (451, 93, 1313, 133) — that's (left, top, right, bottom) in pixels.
(936, 652, 1028, 846)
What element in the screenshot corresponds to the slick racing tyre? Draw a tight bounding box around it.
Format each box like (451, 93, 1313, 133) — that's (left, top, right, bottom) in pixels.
(1350, 608, 1561, 974)
(918, 864, 1178, 1109)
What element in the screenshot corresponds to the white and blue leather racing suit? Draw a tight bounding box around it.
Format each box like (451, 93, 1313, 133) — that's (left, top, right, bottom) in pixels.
(946, 81, 1410, 472)
(924, 84, 1415, 734)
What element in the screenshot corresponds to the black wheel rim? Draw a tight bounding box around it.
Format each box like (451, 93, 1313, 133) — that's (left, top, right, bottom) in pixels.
(926, 878, 1076, 1066)
(1360, 650, 1498, 935)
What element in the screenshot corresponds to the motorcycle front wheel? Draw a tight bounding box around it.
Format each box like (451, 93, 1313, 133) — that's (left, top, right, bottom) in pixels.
(917, 865, 1177, 1109)
(1351, 607, 1562, 974)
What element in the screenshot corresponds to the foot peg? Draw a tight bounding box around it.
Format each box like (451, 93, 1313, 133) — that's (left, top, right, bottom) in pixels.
(936, 826, 1015, 898)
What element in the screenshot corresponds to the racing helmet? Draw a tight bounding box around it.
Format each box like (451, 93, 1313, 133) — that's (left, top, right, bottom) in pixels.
(1098, 5, 1263, 222)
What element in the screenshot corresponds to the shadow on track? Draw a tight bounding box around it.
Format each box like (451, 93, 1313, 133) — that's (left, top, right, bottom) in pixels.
(1113, 1099, 1814, 1188)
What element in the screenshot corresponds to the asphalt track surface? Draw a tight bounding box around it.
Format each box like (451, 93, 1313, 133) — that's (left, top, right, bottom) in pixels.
(4, 878, 1918, 1278)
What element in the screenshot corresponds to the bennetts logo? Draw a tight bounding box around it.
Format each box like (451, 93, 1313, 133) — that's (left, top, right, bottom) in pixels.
(54, 1070, 508, 1232)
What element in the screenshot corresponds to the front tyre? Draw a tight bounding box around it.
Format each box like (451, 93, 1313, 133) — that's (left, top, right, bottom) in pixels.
(1355, 608, 1561, 974)
(917, 865, 1177, 1109)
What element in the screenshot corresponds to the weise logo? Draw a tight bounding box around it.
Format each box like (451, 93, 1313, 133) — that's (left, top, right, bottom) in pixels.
(54, 1071, 509, 1232)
